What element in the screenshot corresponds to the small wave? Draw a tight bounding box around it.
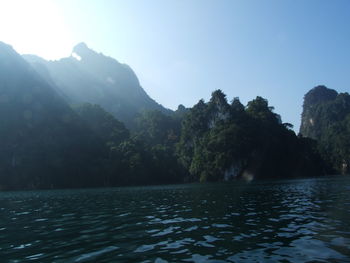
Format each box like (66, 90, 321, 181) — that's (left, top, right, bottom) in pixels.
(75, 246, 118, 262)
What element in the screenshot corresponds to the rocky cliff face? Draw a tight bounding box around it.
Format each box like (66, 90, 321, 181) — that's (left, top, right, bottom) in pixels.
(300, 85, 350, 174)
(23, 43, 171, 128)
(299, 85, 338, 139)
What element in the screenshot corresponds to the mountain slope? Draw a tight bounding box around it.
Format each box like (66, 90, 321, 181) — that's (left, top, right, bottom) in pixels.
(300, 85, 350, 173)
(23, 43, 171, 128)
(300, 85, 338, 139)
(0, 42, 104, 190)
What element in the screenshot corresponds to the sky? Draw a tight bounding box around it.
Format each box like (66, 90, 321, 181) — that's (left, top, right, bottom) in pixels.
(0, 0, 349, 130)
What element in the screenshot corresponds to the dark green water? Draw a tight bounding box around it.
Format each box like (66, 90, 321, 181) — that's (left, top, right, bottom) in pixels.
(1, 177, 350, 262)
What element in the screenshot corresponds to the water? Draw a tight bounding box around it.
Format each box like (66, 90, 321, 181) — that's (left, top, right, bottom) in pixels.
(1, 177, 350, 262)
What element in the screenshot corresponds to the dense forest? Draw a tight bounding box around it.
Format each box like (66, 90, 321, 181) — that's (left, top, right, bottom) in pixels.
(0, 41, 348, 190)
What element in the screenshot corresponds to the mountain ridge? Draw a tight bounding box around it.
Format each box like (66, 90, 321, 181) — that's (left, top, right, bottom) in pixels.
(23, 43, 172, 128)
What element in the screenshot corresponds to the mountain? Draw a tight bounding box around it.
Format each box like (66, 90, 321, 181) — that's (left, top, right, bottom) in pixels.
(23, 43, 171, 128)
(0, 41, 105, 190)
(300, 85, 338, 139)
(300, 85, 350, 173)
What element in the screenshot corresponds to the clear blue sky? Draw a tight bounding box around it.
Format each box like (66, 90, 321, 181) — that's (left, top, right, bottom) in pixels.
(1, 0, 349, 130)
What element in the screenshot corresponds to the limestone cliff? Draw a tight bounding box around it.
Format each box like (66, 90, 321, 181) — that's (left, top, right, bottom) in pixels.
(299, 85, 338, 139)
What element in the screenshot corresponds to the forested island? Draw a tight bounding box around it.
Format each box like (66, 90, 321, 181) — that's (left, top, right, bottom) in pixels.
(0, 41, 349, 190)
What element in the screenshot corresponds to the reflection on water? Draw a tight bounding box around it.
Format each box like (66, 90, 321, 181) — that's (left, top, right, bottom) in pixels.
(1, 176, 350, 262)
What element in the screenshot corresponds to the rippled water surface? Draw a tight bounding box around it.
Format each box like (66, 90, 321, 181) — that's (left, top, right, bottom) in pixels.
(1, 177, 350, 262)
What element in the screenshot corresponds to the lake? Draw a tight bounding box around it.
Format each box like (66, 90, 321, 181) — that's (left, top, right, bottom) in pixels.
(1, 176, 350, 262)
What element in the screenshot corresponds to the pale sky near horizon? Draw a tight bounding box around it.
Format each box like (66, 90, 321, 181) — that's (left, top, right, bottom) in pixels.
(0, 0, 349, 131)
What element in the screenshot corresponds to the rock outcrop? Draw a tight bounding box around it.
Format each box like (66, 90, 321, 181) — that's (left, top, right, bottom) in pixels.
(299, 85, 338, 139)
(300, 85, 350, 174)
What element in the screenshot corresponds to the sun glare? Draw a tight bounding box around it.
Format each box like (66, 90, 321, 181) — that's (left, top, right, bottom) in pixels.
(0, 0, 74, 60)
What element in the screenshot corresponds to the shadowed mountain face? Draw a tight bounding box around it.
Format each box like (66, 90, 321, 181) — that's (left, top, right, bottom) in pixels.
(0, 42, 104, 189)
(23, 43, 171, 128)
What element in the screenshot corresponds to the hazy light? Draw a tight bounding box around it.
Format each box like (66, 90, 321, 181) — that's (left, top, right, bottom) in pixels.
(71, 52, 82, 61)
(0, 0, 74, 60)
